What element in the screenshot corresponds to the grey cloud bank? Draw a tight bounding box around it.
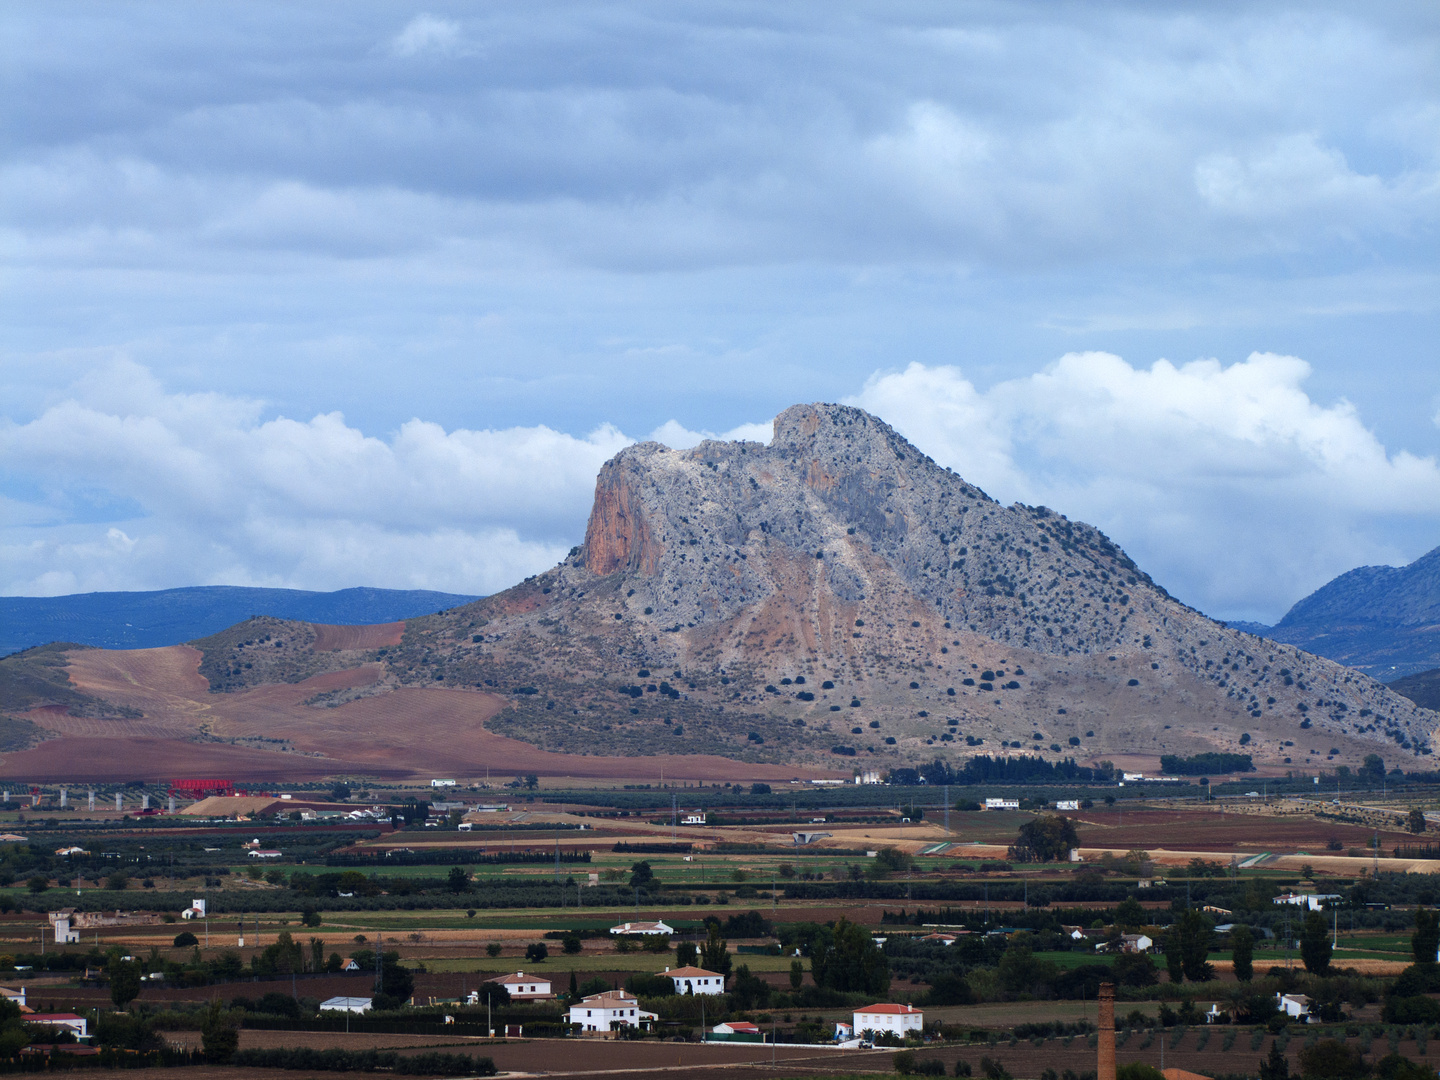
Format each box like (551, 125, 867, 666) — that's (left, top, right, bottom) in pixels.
(2, 2, 1438, 622)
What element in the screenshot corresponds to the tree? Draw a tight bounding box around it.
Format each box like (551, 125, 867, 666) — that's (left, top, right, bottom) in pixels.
(474, 983, 510, 1007)
(1410, 809, 1428, 835)
(25, 876, 48, 894)
(0, 997, 30, 1058)
(1164, 929, 1184, 983)
(1112, 951, 1158, 987)
(1415, 908, 1440, 964)
(810, 917, 889, 995)
(699, 923, 732, 978)
(1375, 1053, 1439, 1080)
(1361, 754, 1386, 782)
(173, 931, 198, 948)
(562, 934, 582, 955)
(310, 937, 325, 972)
(568, 970, 578, 1002)
(676, 940, 698, 967)
(1297, 1039, 1367, 1080)
(525, 942, 549, 963)
(1114, 897, 1146, 929)
(1258, 1041, 1290, 1080)
(1232, 925, 1255, 983)
(629, 861, 655, 889)
(106, 871, 130, 891)
(750, 783, 771, 795)
(790, 958, 804, 990)
(523, 774, 539, 790)
(1301, 911, 1332, 975)
(448, 867, 471, 893)
(330, 783, 352, 801)
(109, 959, 142, 1010)
(1008, 814, 1080, 863)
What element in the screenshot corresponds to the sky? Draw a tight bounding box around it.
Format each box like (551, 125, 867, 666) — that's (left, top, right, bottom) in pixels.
(2, 2, 1439, 624)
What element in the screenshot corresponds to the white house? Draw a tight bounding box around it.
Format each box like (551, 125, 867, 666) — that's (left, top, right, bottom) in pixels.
(24, 1014, 88, 1040)
(983, 798, 1019, 810)
(47, 910, 79, 944)
(181, 899, 206, 921)
(608, 920, 673, 936)
(664, 965, 725, 995)
(1095, 933, 1153, 954)
(247, 849, 281, 859)
(568, 990, 656, 1033)
(853, 1004, 924, 1039)
(1277, 993, 1313, 1022)
(430, 779, 457, 787)
(681, 813, 706, 825)
(485, 971, 553, 1000)
(1055, 800, 1080, 811)
(920, 933, 957, 946)
(712, 1021, 761, 1036)
(320, 997, 373, 1014)
(342, 959, 361, 972)
(0, 987, 25, 1010)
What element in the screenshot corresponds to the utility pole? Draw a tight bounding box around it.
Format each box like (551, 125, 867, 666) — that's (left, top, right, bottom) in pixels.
(944, 784, 950, 835)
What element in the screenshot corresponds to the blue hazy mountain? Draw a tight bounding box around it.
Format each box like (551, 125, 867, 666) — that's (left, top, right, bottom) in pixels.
(1236, 545, 1440, 681)
(0, 586, 479, 657)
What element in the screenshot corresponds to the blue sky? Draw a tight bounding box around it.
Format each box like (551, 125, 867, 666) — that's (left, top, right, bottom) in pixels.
(2, 2, 1438, 623)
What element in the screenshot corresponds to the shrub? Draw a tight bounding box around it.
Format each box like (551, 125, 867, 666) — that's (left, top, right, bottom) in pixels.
(173, 931, 199, 948)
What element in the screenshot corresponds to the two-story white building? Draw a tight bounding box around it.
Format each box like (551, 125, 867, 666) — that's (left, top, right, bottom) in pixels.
(983, 798, 1019, 811)
(568, 990, 656, 1034)
(484, 971, 552, 1000)
(853, 1003, 924, 1039)
(663, 965, 725, 995)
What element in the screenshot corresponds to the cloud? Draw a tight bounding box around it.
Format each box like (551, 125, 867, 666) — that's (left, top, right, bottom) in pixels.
(0, 361, 631, 596)
(851, 354, 1440, 622)
(390, 15, 463, 58)
(648, 419, 772, 450)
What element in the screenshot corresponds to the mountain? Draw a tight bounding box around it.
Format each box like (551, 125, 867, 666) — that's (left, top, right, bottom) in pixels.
(1389, 669, 1440, 712)
(0, 586, 479, 657)
(1235, 547, 1440, 680)
(3, 403, 1433, 781)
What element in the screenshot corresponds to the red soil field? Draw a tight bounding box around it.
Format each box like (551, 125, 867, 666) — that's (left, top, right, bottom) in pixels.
(4, 646, 832, 783)
(1071, 808, 1413, 852)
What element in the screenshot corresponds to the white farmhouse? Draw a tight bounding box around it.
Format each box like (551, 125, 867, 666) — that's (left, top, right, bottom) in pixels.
(664, 965, 725, 995)
(1273, 893, 1343, 912)
(568, 990, 656, 1033)
(854, 1003, 924, 1039)
(181, 899, 206, 920)
(1277, 993, 1313, 1022)
(608, 920, 674, 936)
(1055, 800, 1080, 811)
(485, 971, 552, 1000)
(983, 798, 1019, 811)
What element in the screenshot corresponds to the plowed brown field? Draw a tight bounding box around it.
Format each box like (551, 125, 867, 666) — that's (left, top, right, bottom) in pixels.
(311, 622, 405, 651)
(1, 646, 831, 783)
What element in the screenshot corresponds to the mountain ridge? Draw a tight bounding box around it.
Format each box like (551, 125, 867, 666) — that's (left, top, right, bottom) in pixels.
(0, 586, 479, 658)
(1229, 546, 1440, 679)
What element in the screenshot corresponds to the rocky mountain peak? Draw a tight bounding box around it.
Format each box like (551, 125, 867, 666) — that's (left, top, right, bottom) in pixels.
(392, 404, 1437, 770)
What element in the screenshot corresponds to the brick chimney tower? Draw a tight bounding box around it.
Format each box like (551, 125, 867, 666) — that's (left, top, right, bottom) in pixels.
(1097, 982, 1116, 1080)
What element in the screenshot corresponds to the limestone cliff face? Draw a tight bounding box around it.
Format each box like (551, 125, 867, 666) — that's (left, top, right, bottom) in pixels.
(397, 403, 1437, 769)
(582, 453, 664, 576)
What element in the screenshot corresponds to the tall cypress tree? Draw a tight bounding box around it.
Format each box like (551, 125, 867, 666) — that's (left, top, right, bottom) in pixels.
(1300, 910, 1332, 975)
(1413, 908, 1440, 964)
(1231, 925, 1254, 982)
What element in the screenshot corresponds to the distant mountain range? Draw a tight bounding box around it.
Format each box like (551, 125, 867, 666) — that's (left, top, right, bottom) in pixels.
(0, 586, 480, 657)
(1230, 545, 1440, 681)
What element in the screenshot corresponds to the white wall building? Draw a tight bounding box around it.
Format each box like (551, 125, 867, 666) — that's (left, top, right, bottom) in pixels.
(983, 798, 1019, 811)
(1055, 800, 1079, 811)
(1273, 893, 1343, 911)
(568, 990, 656, 1033)
(608, 920, 673, 936)
(319, 997, 373, 1014)
(24, 1014, 88, 1040)
(181, 899, 206, 920)
(485, 971, 552, 1000)
(1277, 993, 1313, 1022)
(664, 965, 725, 995)
(853, 1004, 924, 1039)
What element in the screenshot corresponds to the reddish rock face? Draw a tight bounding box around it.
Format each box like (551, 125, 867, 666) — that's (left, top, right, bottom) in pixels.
(583, 461, 663, 576)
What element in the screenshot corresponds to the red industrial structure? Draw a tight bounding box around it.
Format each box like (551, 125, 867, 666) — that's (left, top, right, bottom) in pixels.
(169, 779, 235, 797)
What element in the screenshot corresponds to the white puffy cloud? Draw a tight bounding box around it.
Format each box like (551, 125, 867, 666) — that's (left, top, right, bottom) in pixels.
(852, 353, 1440, 622)
(0, 361, 631, 596)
